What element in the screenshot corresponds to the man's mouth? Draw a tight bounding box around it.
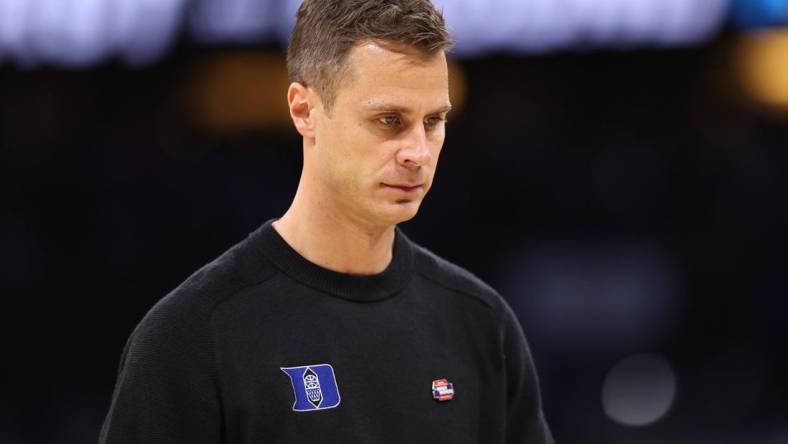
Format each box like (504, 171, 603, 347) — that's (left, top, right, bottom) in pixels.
(382, 183, 424, 193)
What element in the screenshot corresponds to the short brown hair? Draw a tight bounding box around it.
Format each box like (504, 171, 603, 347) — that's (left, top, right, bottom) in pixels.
(287, 0, 452, 112)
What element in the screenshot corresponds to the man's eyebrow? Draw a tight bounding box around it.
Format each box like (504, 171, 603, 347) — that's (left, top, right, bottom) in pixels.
(363, 103, 453, 114)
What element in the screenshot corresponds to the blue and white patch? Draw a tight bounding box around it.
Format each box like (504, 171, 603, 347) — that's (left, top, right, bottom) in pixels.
(280, 364, 341, 412)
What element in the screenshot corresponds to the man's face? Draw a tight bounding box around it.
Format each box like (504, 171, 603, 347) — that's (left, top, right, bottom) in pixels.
(309, 42, 451, 228)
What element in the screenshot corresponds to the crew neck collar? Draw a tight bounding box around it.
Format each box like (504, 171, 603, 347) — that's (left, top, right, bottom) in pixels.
(250, 219, 415, 302)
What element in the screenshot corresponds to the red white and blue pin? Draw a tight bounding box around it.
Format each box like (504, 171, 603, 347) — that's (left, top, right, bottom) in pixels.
(431, 379, 455, 401)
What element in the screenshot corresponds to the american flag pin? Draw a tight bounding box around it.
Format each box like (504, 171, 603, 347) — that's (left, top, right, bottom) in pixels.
(432, 378, 455, 401)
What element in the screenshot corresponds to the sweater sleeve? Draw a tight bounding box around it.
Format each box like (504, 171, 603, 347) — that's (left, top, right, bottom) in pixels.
(99, 296, 223, 444)
(501, 300, 554, 444)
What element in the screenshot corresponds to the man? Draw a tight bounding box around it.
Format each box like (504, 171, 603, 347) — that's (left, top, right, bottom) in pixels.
(100, 0, 553, 442)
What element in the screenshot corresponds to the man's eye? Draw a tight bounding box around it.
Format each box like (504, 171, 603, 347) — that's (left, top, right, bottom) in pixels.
(378, 116, 400, 127)
(425, 116, 446, 128)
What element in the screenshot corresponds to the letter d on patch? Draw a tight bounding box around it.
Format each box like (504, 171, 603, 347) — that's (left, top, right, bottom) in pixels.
(281, 364, 341, 412)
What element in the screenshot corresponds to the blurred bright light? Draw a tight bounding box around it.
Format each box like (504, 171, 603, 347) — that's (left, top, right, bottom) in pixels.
(188, 52, 292, 132)
(116, 0, 188, 66)
(602, 353, 677, 427)
(0, 0, 186, 67)
(0, 0, 733, 67)
(190, 0, 281, 43)
(737, 29, 788, 111)
(436, 0, 729, 55)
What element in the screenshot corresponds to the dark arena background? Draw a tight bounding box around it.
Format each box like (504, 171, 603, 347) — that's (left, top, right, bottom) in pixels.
(2, 0, 788, 443)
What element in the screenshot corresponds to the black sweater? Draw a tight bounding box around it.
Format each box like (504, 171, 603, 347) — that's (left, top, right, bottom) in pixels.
(100, 220, 553, 443)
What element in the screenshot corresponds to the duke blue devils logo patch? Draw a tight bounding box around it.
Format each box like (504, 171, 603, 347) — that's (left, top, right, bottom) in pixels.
(280, 364, 341, 411)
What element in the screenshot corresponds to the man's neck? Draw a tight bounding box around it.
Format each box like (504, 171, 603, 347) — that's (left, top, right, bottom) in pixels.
(272, 192, 395, 275)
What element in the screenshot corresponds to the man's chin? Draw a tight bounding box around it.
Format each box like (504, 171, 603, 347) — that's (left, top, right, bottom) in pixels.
(377, 199, 422, 225)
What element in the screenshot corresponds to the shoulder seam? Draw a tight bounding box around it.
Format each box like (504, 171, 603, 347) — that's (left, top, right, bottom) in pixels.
(412, 242, 499, 310)
(207, 265, 279, 318)
(416, 269, 496, 310)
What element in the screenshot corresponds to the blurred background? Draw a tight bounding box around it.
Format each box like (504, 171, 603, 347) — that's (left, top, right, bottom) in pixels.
(2, 0, 788, 442)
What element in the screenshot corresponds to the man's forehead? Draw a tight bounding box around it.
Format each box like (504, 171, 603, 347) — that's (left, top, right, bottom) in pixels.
(352, 40, 435, 63)
(334, 42, 450, 111)
(346, 42, 448, 81)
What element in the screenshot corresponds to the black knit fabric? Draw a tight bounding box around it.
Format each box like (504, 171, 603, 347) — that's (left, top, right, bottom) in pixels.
(100, 219, 553, 443)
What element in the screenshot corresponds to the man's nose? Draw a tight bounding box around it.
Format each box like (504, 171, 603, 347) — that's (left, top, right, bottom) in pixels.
(396, 123, 431, 168)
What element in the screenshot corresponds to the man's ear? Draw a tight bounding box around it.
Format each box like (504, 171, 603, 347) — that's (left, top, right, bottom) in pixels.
(288, 82, 317, 139)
